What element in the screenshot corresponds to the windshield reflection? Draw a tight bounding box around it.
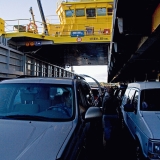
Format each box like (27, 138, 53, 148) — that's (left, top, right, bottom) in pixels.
(0, 84, 74, 121)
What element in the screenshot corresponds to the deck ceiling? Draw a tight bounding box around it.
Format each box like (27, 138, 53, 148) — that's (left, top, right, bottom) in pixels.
(108, 0, 160, 83)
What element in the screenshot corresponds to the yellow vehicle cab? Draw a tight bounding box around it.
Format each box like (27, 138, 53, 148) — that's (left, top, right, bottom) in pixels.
(0, 0, 113, 45)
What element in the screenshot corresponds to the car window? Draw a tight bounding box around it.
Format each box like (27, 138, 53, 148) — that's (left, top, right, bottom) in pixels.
(128, 89, 136, 104)
(132, 91, 139, 111)
(118, 89, 126, 100)
(77, 87, 86, 115)
(114, 88, 119, 97)
(0, 83, 74, 121)
(140, 89, 160, 111)
(122, 88, 130, 105)
(81, 81, 94, 107)
(0, 87, 15, 112)
(118, 90, 122, 98)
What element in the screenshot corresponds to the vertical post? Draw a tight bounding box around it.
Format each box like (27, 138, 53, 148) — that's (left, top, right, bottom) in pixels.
(37, 0, 49, 35)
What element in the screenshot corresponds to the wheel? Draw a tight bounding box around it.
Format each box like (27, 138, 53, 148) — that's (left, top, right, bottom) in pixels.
(135, 141, 145, 160)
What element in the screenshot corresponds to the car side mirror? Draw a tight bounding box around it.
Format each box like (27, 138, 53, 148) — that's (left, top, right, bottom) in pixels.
(85, 107, 102, 122)
(124, 103, 134, 112)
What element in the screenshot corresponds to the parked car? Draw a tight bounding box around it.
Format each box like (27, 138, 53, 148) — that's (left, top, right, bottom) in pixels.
(79, 74, 104, 107)
(120, 82, 160, 160)
(0, 77, 103, 160)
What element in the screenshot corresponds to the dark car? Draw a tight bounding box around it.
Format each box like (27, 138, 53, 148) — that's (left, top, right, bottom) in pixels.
(0, 77, 103, 160)
(78, 74, 105, 107)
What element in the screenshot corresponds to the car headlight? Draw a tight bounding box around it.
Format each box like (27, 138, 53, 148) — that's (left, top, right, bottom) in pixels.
(153, 143, 160, 153)
(148, 139, 160, 159)
(149, 140, 160, 153)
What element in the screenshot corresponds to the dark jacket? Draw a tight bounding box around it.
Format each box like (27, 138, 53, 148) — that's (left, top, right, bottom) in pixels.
(102, 92, 118, 115)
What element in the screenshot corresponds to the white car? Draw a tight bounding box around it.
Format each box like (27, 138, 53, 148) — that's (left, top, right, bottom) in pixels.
(0, 77, 102, 160)
(121, 82, 160, 160)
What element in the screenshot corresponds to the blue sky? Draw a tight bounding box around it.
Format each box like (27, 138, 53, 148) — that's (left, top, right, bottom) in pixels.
(0, 0, 58, 22)
(0, 0, 108, 82)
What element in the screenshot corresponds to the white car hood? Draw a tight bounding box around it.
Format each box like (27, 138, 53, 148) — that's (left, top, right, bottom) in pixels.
(0, 120, 73, 160)
(142, 112, 160, 139)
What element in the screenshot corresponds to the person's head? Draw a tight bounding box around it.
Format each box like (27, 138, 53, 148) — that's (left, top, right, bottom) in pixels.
(63, 91, 70, 99)
(107, 87, 114, 96)
(62, 91, 71, 107)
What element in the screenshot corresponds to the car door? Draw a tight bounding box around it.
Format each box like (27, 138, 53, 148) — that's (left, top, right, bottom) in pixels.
(126, 89, 139, 137)
(125, 88, 135, 132)
(69, 82, 92, 160)
(77, 80, 102, 159)
(121, 88, 131, 124)
(81, 81, 103, 156)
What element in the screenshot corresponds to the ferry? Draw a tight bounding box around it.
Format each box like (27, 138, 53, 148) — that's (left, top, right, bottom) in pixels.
(0, 0, 113, 45)
(0, 0, 113, 80)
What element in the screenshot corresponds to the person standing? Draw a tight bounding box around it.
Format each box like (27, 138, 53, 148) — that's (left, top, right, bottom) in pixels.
(102, 87, 118, 145)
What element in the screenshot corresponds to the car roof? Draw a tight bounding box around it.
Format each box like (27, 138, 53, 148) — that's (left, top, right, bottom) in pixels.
(0, 77, 74, 85)
(128, 82, 160, 90)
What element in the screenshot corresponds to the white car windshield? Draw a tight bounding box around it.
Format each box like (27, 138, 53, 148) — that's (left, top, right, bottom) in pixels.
(140, 89, 160, 111)
(0, 83, 74, 121)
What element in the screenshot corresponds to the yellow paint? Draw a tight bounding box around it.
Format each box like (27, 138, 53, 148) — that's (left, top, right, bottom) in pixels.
(54, 0, 113, 39)
(0, 18, 5, 33)
(4, 32, 110, 44)
(152, 3, 160, 32)
(2, 0, 113, 44)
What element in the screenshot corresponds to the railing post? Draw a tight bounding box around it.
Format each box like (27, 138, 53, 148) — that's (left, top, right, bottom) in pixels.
(18, 19, 19, 32)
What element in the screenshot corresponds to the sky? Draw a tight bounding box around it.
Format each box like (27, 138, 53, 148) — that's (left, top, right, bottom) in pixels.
(0, 0, 108, 83)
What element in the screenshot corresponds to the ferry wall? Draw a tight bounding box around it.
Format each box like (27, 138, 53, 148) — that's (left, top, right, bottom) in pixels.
(0, 36, 74, 80)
